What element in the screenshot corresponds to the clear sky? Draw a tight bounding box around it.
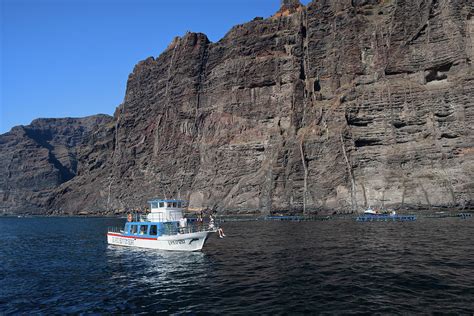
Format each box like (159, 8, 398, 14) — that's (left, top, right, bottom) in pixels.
(1, 0, 310, 134)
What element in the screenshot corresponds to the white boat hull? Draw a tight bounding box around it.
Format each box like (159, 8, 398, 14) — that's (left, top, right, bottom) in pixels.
(107, 230, 214, 252)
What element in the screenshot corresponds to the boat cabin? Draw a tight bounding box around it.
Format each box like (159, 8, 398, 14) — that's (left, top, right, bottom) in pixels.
(120, 199, 186, 237)
(146, 199, 185, 222)
(122, 221, 180, 238)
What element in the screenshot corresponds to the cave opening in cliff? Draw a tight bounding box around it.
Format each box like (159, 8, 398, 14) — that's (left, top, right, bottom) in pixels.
(301, 25, 307, 38)
(314, 79, 321, 92)
(425, 63, 452, 83)
(299, 63, 306, 80)
(392, 121, 407, 128)
(354, 138, 379, 147)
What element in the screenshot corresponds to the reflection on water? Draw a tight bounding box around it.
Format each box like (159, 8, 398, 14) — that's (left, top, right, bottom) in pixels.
(0, 217, 473, 314)
(106, 245, 208, 289)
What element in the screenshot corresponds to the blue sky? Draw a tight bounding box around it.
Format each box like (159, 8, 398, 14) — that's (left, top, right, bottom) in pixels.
(1, 0, 310, 133)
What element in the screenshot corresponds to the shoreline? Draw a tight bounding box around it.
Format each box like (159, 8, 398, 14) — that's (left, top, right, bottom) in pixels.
(2, 210, 472, 220)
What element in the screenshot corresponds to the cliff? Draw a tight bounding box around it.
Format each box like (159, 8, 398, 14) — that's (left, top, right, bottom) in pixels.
(1, 0, 473, 214)
(0, 115, 112, 214)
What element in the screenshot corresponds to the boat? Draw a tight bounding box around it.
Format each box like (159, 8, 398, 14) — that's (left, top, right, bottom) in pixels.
(356, 207, 416, 222)
(426, 211, 451, 218)
(107, 199, 218, 251)
(363, 207, 377, 215)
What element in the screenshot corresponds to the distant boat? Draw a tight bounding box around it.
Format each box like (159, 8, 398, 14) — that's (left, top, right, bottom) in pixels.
(107, 199, 218, 252)
(357, 207, 415, 222)
(363, 207, 377, 215)
(363, 207, 397, 216)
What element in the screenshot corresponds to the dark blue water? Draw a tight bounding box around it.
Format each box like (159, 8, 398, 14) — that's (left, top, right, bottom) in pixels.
(1, 217, 473, 314)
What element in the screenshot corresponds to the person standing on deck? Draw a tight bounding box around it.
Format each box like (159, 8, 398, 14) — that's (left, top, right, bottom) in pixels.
(197, 211, 204, 230)
(179, 215, 187, 233)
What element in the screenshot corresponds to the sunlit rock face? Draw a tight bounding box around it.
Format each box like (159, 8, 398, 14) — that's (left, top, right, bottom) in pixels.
(276, 0, 304, 16)
(2, 0, 473, 214)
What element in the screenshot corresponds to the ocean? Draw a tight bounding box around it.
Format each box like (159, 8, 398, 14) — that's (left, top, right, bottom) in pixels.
(1, 216, 473, 314)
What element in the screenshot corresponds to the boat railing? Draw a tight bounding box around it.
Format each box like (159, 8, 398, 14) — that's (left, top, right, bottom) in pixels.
(139, 214, 149, 222)
(160, 223, 216, 236)
(136, 214, 179, 222)
(107, 226, 124, 233)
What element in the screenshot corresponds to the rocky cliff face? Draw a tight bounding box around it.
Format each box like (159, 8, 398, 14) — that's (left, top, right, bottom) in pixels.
(2, 0, 473, 214)
(0, 115, 112, 214)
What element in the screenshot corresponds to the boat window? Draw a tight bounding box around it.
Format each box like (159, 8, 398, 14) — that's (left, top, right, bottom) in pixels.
(130, 225, 138, 234)
(150, 225, 157, 236)
(177, 202, 182, 208)
(159, 202, 164, 208)
(172, 202, 177, 208)
(151, 202, 158, 209)
(139, 225, 148, 235)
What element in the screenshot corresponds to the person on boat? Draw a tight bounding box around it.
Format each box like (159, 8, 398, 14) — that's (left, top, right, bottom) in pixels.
(197, 211, 204, 230)
(217, 227, 226, 238)
(209, 214, 226, 238)
(209, 214, 215, 229)
(179, 215, 188, 233)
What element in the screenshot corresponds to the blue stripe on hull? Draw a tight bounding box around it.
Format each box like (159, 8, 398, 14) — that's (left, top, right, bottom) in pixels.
(356, 215, 417, 222)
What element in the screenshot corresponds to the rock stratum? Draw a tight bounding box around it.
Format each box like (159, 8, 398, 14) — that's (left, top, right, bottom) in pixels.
(1, 0, 473, 215)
